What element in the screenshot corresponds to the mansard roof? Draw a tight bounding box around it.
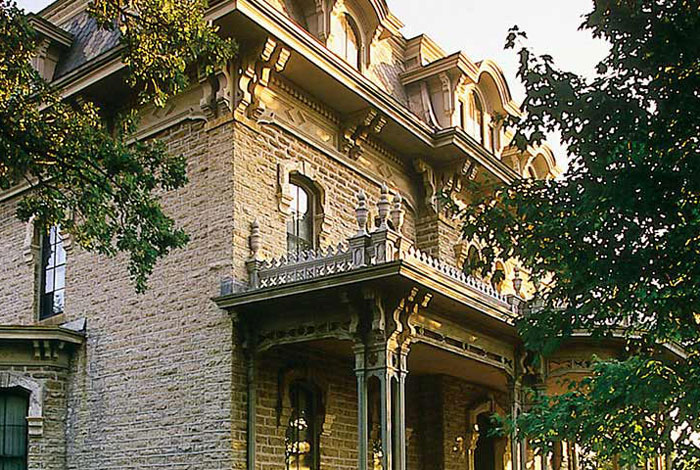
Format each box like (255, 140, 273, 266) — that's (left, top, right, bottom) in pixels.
(51, 11, 121, 79)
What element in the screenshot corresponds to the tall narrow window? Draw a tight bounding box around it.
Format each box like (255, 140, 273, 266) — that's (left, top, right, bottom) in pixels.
(463, 245, 481, 276)
(458, 100, 466, 130)
(0, 390, 28, 470)
(470, 93, 485, 144)
(489, 123, 499, 153)
(40, 226, 65, 319)
(285, 383, 320, 470)
(287, 183, 314, 254)
(338, 14, 360, 69)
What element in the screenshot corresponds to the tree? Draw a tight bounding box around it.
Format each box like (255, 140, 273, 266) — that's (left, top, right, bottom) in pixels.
(0, 0, 236, 291)
(458, 1, 700, 468)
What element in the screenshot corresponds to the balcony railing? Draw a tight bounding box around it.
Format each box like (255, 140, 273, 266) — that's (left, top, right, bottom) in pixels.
(237, 185, 520, 312)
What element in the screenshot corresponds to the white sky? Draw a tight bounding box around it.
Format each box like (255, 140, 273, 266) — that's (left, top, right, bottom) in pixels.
(20, 0, 609, 165)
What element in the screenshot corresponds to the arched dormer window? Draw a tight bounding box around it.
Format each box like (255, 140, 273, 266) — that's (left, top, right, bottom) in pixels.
(462, 245, 481, 276)
(285, 381, 322, 470)
(469, 92, 485, 145)
(337, 14, 361, 69)
(285, 0, 310, 30)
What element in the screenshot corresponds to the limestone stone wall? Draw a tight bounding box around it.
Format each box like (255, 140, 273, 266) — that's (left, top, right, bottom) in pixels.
(60, 119, 242, 470)
(0, 117, 244, 469)
(232, 119, 418, 282)
(0, 197, 36, 325)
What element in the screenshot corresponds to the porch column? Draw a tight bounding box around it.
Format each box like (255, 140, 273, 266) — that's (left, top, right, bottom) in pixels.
(354, 344, 369, 470)
(509, 377, 524, 470)
(394, 348, 409, 470)
(378, 368, 394, 470)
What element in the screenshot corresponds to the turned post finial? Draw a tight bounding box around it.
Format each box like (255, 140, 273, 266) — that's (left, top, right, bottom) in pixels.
(513, 266, 523, 296)
(355, 190, 369, 236)
(390, 192, 404, 233)
(249, 219, 261, 261)
(376, 183, 390, 230)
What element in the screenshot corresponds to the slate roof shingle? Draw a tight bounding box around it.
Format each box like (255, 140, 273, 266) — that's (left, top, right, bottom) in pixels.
(53, 11, 121, 79)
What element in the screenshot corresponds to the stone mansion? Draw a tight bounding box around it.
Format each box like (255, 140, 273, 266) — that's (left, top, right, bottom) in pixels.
(0, 0, 658, 469)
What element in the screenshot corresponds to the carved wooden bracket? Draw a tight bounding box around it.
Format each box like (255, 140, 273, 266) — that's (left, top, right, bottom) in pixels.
(237, 37, 291, 120)
(413, 157, 478, 214)
(199, 64, 233, 119)
(340, 109, 387, 159)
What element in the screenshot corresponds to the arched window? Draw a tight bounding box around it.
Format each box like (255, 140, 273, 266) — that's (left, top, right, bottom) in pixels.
(40, 225, 65, 319)
(287, 182, 315, 254)
(337, 14, 361, 69)
(0, 389, 28, 469)
(462, 245, 481, 276)
(285, 0, 309, 29)
(458, 100, 467, 130)
(285, 382, 321, 470)
(469, 93, 485, 145)
(488, 123, 499, 153)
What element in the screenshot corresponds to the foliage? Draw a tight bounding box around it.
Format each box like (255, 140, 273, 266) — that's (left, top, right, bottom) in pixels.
(457, 0, 700, 467)
(0, 0, 236, 291)
(89, 0, 237, 107)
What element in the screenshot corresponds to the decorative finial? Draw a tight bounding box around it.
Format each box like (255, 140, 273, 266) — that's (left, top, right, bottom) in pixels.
(513, 266, 522, 295)
(390, 192, 404, 233)
(376, 183, 390, 230)
(355, 190, 368, 235)
(249, 219, 261, 260)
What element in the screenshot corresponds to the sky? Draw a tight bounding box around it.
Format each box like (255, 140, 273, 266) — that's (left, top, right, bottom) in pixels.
(20, 0, 609, 165)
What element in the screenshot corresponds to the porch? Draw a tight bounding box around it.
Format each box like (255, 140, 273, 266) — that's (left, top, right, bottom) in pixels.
(214, 186, 527, 470)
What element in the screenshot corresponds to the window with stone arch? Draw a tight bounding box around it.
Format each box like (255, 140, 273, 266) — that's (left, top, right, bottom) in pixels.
(462, 244, 481, 277)
(0, 388, 29, 470)
(336, 13, 361, 69)
(286, 176, 323, 254)
(285, 381, 322, 470)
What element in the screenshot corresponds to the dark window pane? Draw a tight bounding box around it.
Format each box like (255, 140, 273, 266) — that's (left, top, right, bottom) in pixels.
(286, 384, 318, 470)
(287, 184, 314, 254)
(0, 392, 28, 469)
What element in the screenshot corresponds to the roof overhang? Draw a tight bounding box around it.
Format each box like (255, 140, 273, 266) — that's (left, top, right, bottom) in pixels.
(27, 13, 73, 49)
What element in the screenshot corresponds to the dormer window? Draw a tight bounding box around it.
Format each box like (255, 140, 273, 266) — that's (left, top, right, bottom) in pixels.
(337, 14, 361, 69)
(469, 92, 485, 145)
